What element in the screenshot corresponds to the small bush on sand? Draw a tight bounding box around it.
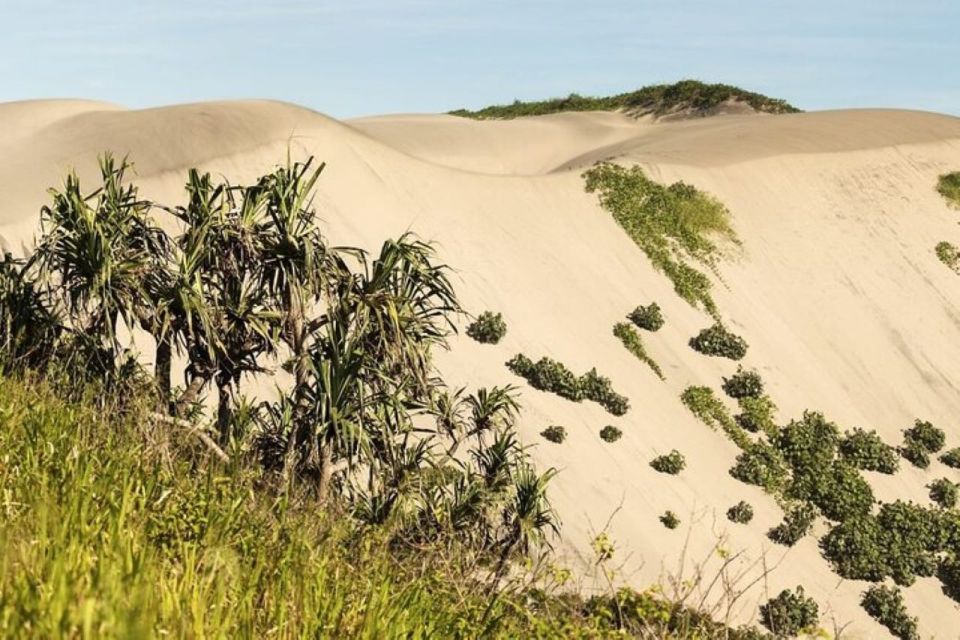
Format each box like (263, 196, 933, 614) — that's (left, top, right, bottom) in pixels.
(839, 428, 899, 474)
(660, 511, 680, 529)
(928, 478, 958, 508)
(726, 501, 754, 524)
(940, 447, 960, 468)
(628, 302, 664, 331)
(540, 426, 567, 444)
(937, 171, 960, 207)
(730, 442, 788, 491)
(689, 323, 748, 360)
(507, 355, 630, 415)
(600, 425, 622, 443)
(735, 395, 778, 436)
(861, 585, 918, 640)
(768, 503, 817, 547)
(613, 322, 664, 380)
(903, 419, 945, 453)
(466, 311, 507, 344)
(759, 586, 819, 637)
(681, 385, 749, 448)
(650, 450, 686, 475)
(721, 366, 763, 399)
(935, 241, 960, 272)
(939, 556, 960, 603)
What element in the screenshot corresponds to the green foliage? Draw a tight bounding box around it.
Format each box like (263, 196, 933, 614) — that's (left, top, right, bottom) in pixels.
(839, 428, 899, 474)
(660, 511, 680, 530)
(768, 503, 817, 547)
(722, 366, 764, 399)
(726, 501, 754, 524)
(627, 302, 664, 331)
(583, 163, 739, 316)
(506, 354, 630, 416)
(466, 310, 507, 344)
(937, 171, 960, 208)
(939, 556, 960, 602)
(613, 321, 664, 380)
(935, 241, 960, 272)
(789, 461, 875, 522)
(540, 425, 567, 444)
(759, 586, 819, 637)
(650, 450, 686, 475)
(579, 368, 630, 416)
(690, 323, 748, 360)
(900, 440, 930, 468)
(928, 478, 958, 508)
(681, 385, 749, 449)
(860, 585, 918, 640)
(900, 420, 945, 468)
(599, 425, 622, 443)
(735, 395, 778, 436)
(773, 412, 839, 473)
(730, 442, 788, 491)
(940, 447, 960, 468)
(450, 80, 800, 119)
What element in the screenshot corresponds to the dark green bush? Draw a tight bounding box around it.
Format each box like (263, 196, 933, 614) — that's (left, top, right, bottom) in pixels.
(839, 428, 899, 474)
(660, 511, 680, 530)
(650, 450, 686, 475)
(540, 426, 567, 444)
(928, 478, 958, 508)
(735, 395, 778, 436)
(579, 368, 630, 416)
(466, 311, 507, 344)
(759, 586, 819, 637)
(628, 303, 664, 331)
(773, 411, 839, 473)
(768, 503, 817, 547)
(941, 447, 960, 468)
(903, 419, 945, 453)
(939, 556, 960, 602)
(730, 442, 788, 491)
(899, 440, 930, 469)
(689, 323, 748, 360)
(820, 515, 889, 582)
(788, 462, 874, 522)
(860, 585, 918, 640)
(506, 355, 630, 415)
(599, 425, 622, 443)
(726, 501, 754, 524)
(721, 367, 763, 399)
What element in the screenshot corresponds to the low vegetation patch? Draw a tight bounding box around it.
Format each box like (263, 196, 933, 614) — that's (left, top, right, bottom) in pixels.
(937, 171, 960, 208)
(935, 241, 960, 273)
(466, 310, 507, 344)
(650, 450, 686, 475)
(540, 425, 567, 444)
(928, 478, 958, 508)
(900, 419, 945, 468)
(768, 503, 817, 547)
(721, 366, 764, 399)
(507, 354, 630, 415)
(599, 425, 622, 443)
(627, 302, 664, 331)
(660, 511, 680, 530)
(861, 585, 918, 640)
(839, 428, 899, 474)
(690, 323, 748, 360)
(681, 385, 750, 449)
(730, 442, 788, 491)
(759, 587, 819, 637)
(735, 395, 778, 437)
(613, 321, 664, 380)
(726, 501, 754, 524)
(940, 447, 960, 468)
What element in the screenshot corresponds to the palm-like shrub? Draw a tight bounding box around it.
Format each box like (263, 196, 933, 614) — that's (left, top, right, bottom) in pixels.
(721, 367, 763, 399)
(0, 254, 61, 371)
(689, 323, 748, 360)
(466, 311, 507, 344)
(839, 428, 899, 474)
(599, 425, 622, 442)
(650, 450, 685, 475)
(928, 478, 958, 508)
(759, 587, 819, 637)
(860, 585, 918, 640)
(660, 511, 680, 529)
(540, 426, 567, 444)
(627, 303, 664, 331)
(726, 501, 754, 524)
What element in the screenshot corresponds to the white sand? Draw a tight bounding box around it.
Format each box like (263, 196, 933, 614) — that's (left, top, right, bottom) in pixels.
(2, 99, 960, 636)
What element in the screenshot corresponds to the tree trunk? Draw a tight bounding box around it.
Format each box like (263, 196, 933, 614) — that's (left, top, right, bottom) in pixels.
(216, 380, 233, 444)
(155, 336, 172, 412)
(317, 443, 333, 501)
(174, 374, 208, 418)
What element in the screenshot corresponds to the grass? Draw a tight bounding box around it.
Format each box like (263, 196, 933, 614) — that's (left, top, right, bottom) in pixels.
(613, 322, 664, 380)
(449, 80, 800, 120)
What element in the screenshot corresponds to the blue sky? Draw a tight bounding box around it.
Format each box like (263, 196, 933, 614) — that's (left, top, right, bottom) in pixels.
(1, 0, 957, 117)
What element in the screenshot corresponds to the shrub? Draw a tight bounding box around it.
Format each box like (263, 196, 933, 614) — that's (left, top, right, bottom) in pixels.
(681, 385, 748, 448)
(726, 501, 754, 524)
(768, 503, 817, 547)
(788, 462, 874, 522)
(935, 241, 960, 272)
(730, 442, 788, 491)
(689, 323, 748, 360)
(466, 311, 507, 344)
(860, 585, 918, 640)
(820, 515, 889, 582)
(721, 367, 763, 399)
(579, 368, 630, 416)
(628, 302, 664, 331)
(660, 511, 680, 529)
(937, 171, 960, 208)
(540, 426, 567, 444)
(599, 425, 622, 443)
(928, 478, 958, 508)
(839, 428, 899, 474)
(613, 322, 664, 380)
(941, 447, 960, 468)
(903, 419, 945, 453)
(759, 586, 819, 637)
(650, 450, 686, 475)
(939, 556, 960, 602)
(899, 440, 930, 469)
(506, 354, 583, 402)
(773, 411, 840, 473)
(735, 395, 778, 436)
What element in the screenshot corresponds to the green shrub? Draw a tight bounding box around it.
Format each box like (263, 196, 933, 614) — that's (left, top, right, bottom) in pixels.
(579, 368, 630, 416)
(935, 241, 960, 272)
(788, 462, 875, 522)
(768, 503, 817, 547)
(681, 385, 748, 449)
(940, 447, 960, 468)
(650, 450, 686, 475)
(599, 425, 622, 443)
(726, 501, 754, 524)
(660, 511, 680, 530)
(903, 419, 945, 453)
(839, 428, 899, 474)
(689, 324, 748, 360)
(730, 442, 788, 491)
(613, 322, 664, 380)
(466, 311, 507, 344)
(939, 556, 960, 602)
(860, 585, 918, 640)
(899, 440, 930, 469)
(628, 302, 664, 331)
(540, 426, 567, 444)
(928, 478, 958, 508)
(773, 411, 840, 473)
(759, 587, 819, 637)
(937, 171, 960, 207)
(820, 515, 889, 582)
(735, 395, 778, 436)
(506, 355, 630, 415)
(721, 367, 763, 399)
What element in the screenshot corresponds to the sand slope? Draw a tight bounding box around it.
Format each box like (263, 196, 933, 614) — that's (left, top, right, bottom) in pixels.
(2, 99, 960, 636)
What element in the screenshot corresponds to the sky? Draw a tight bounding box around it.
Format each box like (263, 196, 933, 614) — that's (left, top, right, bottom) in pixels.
(1, 0, 958, 118)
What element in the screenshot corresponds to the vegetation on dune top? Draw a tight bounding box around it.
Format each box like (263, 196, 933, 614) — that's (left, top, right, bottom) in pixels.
(449, 80, 800, 120)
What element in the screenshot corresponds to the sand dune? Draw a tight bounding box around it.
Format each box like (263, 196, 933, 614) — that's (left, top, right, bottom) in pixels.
(2, 99, 960, 636)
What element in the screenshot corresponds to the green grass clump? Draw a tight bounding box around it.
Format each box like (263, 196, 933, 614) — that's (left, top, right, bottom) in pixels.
(726, 501, 754, 524)
(449, 80, 800, 120)
(627, 302, 664, 331)
(759, 587, 819, 637)
(935, 241, 960, 272)
(650, 450, 686, 475)
(839, 428, 899, 474)
(540, 425, 567, 444)
(613, 321, 664, 380)
(721, 366, 763, 399)
(940, 447, 960, 468)
(690, 323, 748, 360)
(768, 503, 817, 547)
(681, 385, 749, 449)
(599, 425, 622, 443)
(928, 478, 958, 508)
(735, 395, 778, 437)
(583, 163, 739, 316)
(506, 354, 630, 416)
(900, 419, 945, 468)
(660, 511, 680, 530)
(937, 171, 960, 207)
(466, 310, 507, 344)
(860, 585, 919, 640)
